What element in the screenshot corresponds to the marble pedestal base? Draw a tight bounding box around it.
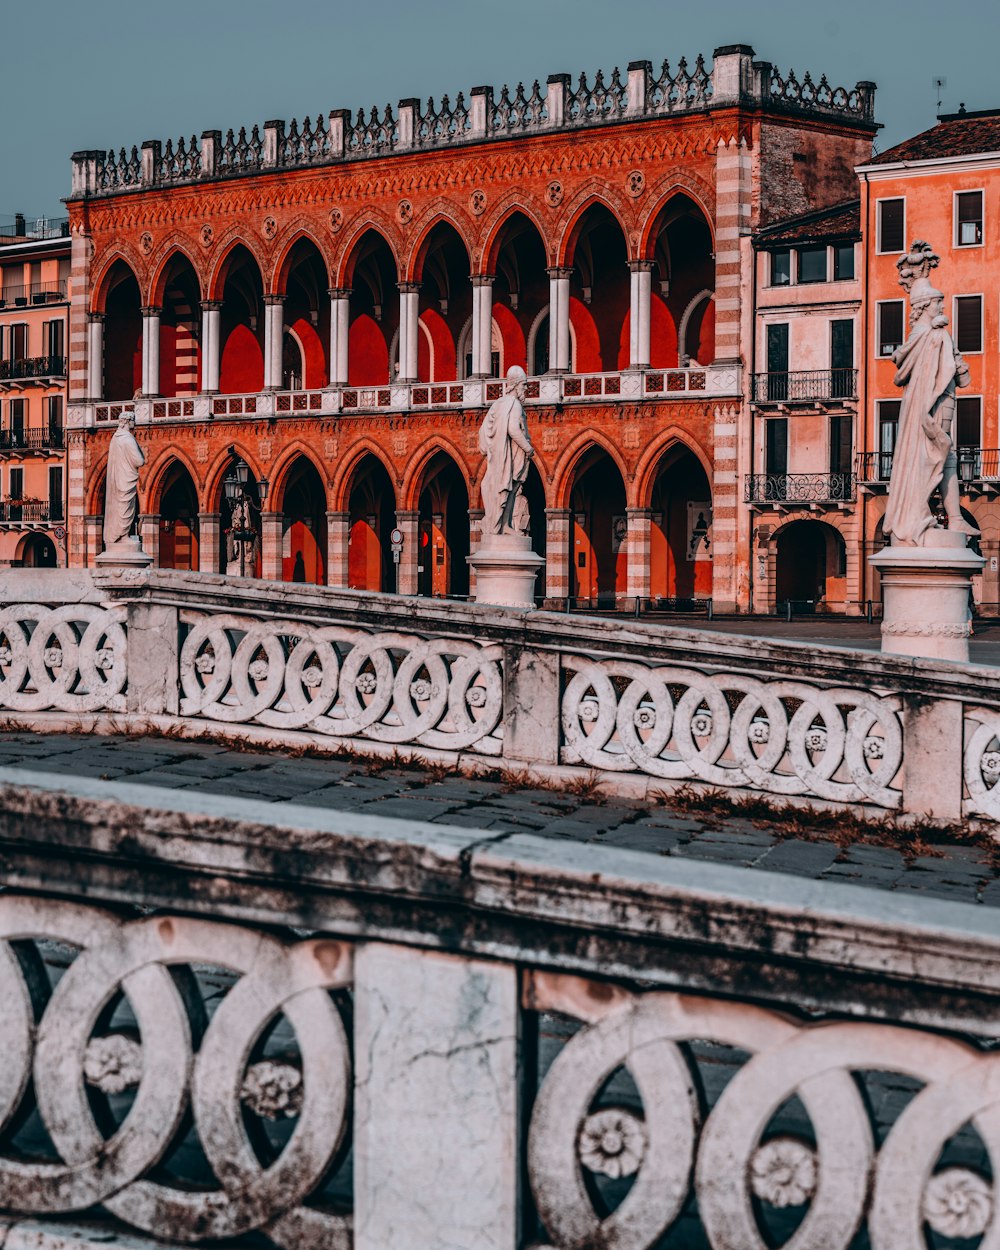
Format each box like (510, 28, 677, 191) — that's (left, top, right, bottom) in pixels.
(871, 530, 984, 663)
(468, 534, 544, 609)
(96, 536, 153, 569)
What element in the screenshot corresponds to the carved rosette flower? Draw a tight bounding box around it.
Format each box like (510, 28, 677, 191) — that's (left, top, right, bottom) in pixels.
(83, 1034, 143, 1094)
(579, 698, 600, 723)
(922, 1168, 993, 1239)
(626, 169, 645, 198)
(981, 750, 1000, 781)
(467, 685, 487, 708)
(578, 1108, 646, 1179)
(545, 180, 563, 207)
(248, 659, 269, 682)
(397, 199, 413, 225)
(262, 216, 277, 240)
(863, 736, 885, 760)
(301, 665, 323, 688)
(200, 224, 214, 248)
(409, 678, 435, 702)
(805, 727, 828, 752)
(95, 647, 116, 671)
(43, 647, 63, 669)
(195, 649, 216, 674)
(328, 207, 343, 233)
(356, 671, 378, 695)
(633, 705, 657, 730)
(469, 189, 488, 216)
(749, 718, 770, 744)
(0, 646, 11, 666)
(139, 231, 154, 255)
(691, 711, 713, 737)
(749, 1138, 817, 1208)
(240, 1060, 304, 1120)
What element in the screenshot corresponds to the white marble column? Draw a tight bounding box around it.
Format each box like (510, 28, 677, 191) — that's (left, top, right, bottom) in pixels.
(628, 261, 653, 369)
(87, 314, 104, 401)
(263, 295, 284, 389)
(328, 288, 351, 387)
(471, 275, 494, 376)
(547, 267, 572, 373)
(140, 306, 161, 397)
(397, 283, 420, 382)
(200, 301, 222, 393)
(354, 943, 519, 1250)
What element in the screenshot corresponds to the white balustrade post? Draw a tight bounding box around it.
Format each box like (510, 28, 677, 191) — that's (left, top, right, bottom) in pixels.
(328, 288, 351, 387)
(125, 600, 179, 716)
(87, 313, 104, 400)
(140, 306, 161, 397)
(397, 283, 420, 382)
(628, 261, 653, 369)
(355, 943, 519, 1250)
(263, 296, 284, 389)
(200, 301, 221, 393)
(547, 267, 572, 373)
(471, 275, 494, 376)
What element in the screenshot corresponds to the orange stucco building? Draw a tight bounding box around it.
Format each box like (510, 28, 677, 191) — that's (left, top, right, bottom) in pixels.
(65, 45, 877, 610)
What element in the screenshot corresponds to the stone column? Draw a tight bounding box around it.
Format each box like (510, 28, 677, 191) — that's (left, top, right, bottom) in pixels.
(471, 275, 494, 377)
(200, 301, 222, 393)
(260, 511, 284, 580)
(328, 289, 351, 387)
(87, 314, 104, 400)
(397, 284, 420, 382)
(354, 944, 518, 1250)
(140, 306, 161, 397)
(139, 513, 160, 565)
(468, 507, 484, 596)
(263, 295, 284, 389)
(546, 268, 572, 373)
(198, 512, 221, 574)
(714, 136, 752, 365)
(84, 514, 103, 567)
(711, 402, 741, 614)
(326, 510, 350, 587)
(395, 508, 419, 594)
(544, 507, 571, 604)
(626, 507, 652, 601)
(627, 261, 653, 370)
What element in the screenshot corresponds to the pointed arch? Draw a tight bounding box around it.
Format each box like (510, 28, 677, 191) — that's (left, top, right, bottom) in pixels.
(333, 216, 401, 288)
(332, 438, 400, 510)
(90, 251, 143, 315)
(634, 427, 714, 507)
(638, 176, 717, 260)
(401, 435, 474, 510)
(142, 447, 204, 514)
(555, 187, 632, 268)
(204, 444, 265, 512)
(86, 456, 109, 515)
(552, 430, 632, 509)
(267, 441, 331, 512)
(404, 207, 474, 284)
(269, 224, 334, 296)
(481, 200, 551, 274)
(206, 233, 268, 301)
(148, 239, 204, 307)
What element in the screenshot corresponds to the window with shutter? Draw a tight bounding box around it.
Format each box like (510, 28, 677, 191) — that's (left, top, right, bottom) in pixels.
(955, 191, 984, 247)
(954, 296, 983, 353)
(877, 302, 904, 355)
(878, 400, 900, 480)
(877, 199, 905, 253)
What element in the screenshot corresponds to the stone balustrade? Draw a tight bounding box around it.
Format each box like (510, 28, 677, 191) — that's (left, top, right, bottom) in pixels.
(1, 567, 998, 821)
(0, 761, 995, 1249)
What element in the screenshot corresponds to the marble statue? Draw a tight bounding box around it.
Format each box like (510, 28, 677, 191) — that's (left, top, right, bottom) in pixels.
(226, 494, 260, 576)
(103, 412, 145, 549)
(479, 365, 534, 538)
(884, 240, 978, 546)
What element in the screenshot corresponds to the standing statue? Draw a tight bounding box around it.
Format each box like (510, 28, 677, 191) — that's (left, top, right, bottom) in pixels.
(479, 365, 535, 539)
(226, 493, 260, 576)
(884, 240, 978, 546)
(103, 412, 145, 550)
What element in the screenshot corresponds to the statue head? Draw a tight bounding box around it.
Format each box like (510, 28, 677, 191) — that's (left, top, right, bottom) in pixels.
(504, 365, 527, 397)
(897, 240, 940, 293)
(909, 275, 946, 327)
(117, 411, 136, 431)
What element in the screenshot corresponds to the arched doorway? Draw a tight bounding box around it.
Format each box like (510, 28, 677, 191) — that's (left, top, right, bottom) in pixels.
(414, 221, 470, 382)
(775, 521, 846, 611)
(347, 454, 397, 591)
(280, 238, 329, 388)
(649, 447, 713, 604)
(489, 212, 547, 374)
(647, 194, 715, 367)
(101, 260, 142, 400)
(18, 533, 57, 568)
(157, 462, 199, 570)
(281, 457, 327, 584)
(564, 203, 630, 372)
(218, 245, 265, 394)
(417, 453, 469, 598)
(569, 448, 627, 607)
(345, 230, 398, 385)
(157, 253, 202, 397)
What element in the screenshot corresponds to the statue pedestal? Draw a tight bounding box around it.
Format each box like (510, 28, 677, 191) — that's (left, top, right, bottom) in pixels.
(96, 536, 153, 569)
(871, 530, 983, 663)
(468, 535, 544, 610)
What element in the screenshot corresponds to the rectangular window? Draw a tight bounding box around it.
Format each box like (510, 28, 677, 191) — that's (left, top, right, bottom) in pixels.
(44, 319, 64, 360)
(955, 191, 984, 247)
(877, 301, 904, 356)
(833, 243, 855, 281)
(831, 319, 854, 397)
(765, 322, 789, 400)
(9, 399, 25, 446)
(9, 323, 27, 361)
(770, 249, 791, 286)
(766, 418, 788, 476)
(796, 245, 827, 284)
(829, 415, 853, 475)
(48, 467, 63, 522)
(9, 467, 23, 499)
(877, 199, 905, 254)
(878, 400, 900, 480)
(954, 295, 983, 354)
(46, 395, 64, 446)
(956, 396, 982, 482)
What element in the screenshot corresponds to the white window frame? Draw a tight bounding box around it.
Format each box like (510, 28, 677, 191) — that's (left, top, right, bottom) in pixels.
(953, 293, 984, 356)
(832, 240, 857, 282)
(876, 197, 906, 255)
(8, 321, 29, 361)
(794, 243, 829, 285)
(768, 248, 792, 288)
(953, 189, 985, 249)
(955, 394, 983, 447)
(875, 299, 905, 357)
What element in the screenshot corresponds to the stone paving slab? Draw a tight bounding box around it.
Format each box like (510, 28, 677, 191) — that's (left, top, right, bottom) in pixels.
(0, 731, 996, 906)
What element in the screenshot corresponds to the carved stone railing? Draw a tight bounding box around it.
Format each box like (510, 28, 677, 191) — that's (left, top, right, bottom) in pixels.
(73, 49, 876, 195)
(0, 752, 996, 1249)
(2, 568, 998, 821)
(745, 471, 857, 505)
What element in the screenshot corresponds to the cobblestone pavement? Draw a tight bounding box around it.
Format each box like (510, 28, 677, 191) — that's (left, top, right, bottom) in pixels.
(0, 730, 996, 907)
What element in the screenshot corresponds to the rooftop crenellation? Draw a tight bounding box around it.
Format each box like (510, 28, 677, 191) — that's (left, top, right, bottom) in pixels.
(71, 45, 877, 198)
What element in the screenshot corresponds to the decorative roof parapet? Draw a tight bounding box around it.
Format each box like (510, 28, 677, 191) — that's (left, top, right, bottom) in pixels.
(70, 45, 877, 198)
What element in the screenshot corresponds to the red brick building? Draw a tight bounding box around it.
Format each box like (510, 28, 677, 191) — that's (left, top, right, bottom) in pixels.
(66, 45, 876, 610)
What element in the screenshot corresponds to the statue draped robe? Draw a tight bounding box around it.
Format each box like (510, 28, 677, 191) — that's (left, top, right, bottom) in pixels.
(479, 392, 532, 536)
(103, 426, 145, 548)
(883, 324, 964, 546)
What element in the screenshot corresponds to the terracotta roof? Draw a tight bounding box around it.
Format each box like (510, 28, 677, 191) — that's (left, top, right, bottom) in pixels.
(870, 109, 1000, 164)
(753, 200, 860, 247)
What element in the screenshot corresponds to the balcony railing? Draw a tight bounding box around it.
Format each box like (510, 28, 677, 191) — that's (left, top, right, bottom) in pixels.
(0, 281, 67, 307)
(751, 368, 857, 404)
(859, 449, 1000, 485)
(745, 471, 857, 504)
(0, 501, 53, 524)
(0, 426, 65, 452)
(0, 356, 67, 382)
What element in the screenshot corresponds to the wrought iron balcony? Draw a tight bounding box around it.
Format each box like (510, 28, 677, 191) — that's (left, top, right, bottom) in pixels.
(0, 281, 67, 307)
(751, 368, 857, 404)
(0, 501, 52, 524)
(745, 471, 857, 505)
(858, 449, 1000, 486)
(0, 426, 65, 452)
(0, 356, 67, 382)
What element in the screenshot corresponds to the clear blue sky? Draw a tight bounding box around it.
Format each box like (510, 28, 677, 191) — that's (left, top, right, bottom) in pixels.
(3, 0, 998, 219)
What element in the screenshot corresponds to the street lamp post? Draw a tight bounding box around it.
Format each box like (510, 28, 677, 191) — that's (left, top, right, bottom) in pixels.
(223, 459, 268, 578)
